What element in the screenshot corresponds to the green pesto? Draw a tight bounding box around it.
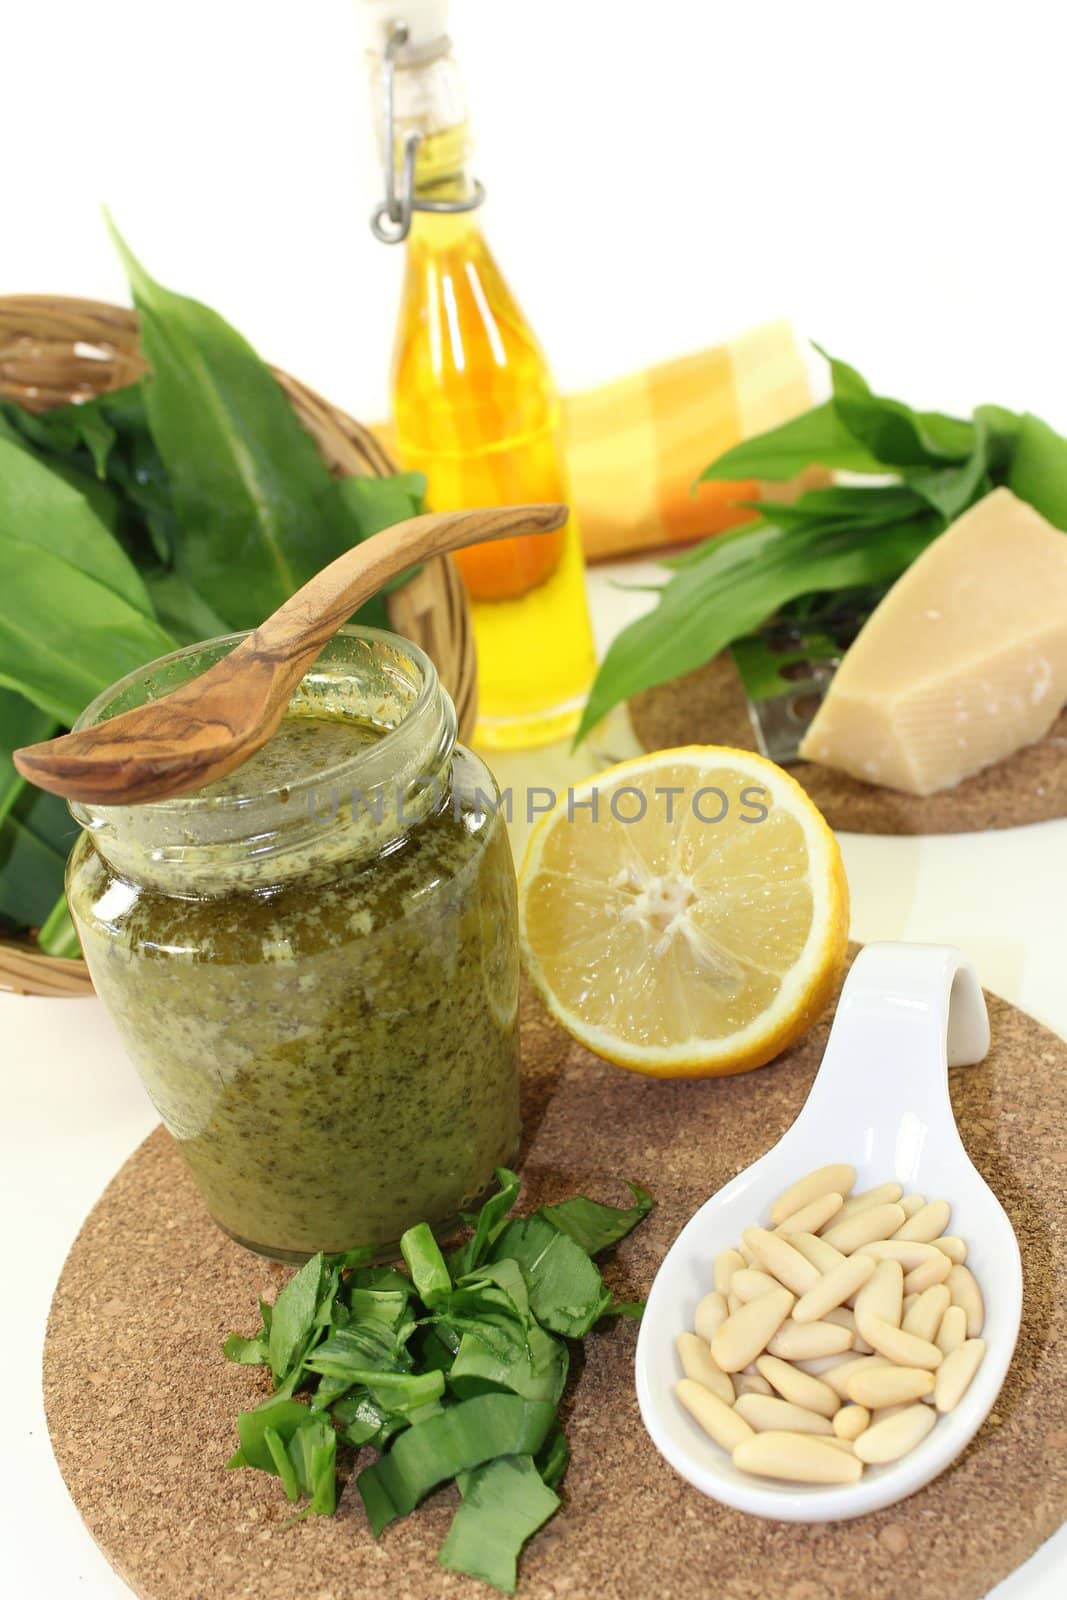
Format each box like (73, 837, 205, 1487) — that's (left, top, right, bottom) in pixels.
(67, 715, 520, 1262)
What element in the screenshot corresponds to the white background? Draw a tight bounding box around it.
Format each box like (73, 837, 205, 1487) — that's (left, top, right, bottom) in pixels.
(2, 2, 1066, 1596)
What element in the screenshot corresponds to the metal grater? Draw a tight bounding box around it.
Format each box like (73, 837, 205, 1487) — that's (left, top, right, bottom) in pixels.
(730, 594, 880, 764)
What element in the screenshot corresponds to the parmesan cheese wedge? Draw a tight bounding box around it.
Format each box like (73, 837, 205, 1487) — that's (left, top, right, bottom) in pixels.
(799, 488, 1067, 794)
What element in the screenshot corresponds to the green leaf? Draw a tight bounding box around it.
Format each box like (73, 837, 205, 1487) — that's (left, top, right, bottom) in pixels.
(223, 1332, 270, 1367)
(576, 510, 940, 741)
(699, 400, 887, 482)
(0, 437, 154, 615)
(819, 346, 974, 466)
(535, 1420, 570, 1490)
(400, 1222, 452, 1309)
(449, 1319, 569, 1405)
(438, 1454, 560, 1594)
(0, 535, 175, 724)
(286, 1414, 338, 1514)
(106, 216, 402, 631)
(267, 1253, 325, 1387)
(490, 1216, 614, 1338)
(233, 1397, 317, 1472)
(449, 1168, 522, 1279)
(1008, 412, 1067, 531)
(356, 1394, 556, 1536)
(304, 1319, 412, 1382)
(36, 897, 82, 958)
(263, 1425, 302, 1502)
(0, 781, 78, 929)
(0, 690, 56, 828)
(142, 568, 231, 645)
(539, 1181, 654, 1256)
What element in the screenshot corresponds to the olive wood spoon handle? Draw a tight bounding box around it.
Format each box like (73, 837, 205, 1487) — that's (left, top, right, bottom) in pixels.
(14, 502, 567, 806)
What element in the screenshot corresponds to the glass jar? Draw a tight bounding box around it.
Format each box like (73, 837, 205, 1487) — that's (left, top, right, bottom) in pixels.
(66, 627, 520, 1262)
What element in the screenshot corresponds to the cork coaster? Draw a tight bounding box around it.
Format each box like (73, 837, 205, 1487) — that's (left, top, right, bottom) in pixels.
(629, 653, 1067, 834)
(45, 956, 1067, 1600)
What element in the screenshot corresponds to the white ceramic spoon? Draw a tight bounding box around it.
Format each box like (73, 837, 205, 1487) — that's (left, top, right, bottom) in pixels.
(635, 941, 1022, 1522)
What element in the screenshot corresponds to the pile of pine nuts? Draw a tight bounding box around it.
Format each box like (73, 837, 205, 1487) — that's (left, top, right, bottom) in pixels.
(675, 1163, 987, 1486)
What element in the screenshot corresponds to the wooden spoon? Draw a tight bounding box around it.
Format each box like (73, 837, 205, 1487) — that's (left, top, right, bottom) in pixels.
(13, 503, 567, 806)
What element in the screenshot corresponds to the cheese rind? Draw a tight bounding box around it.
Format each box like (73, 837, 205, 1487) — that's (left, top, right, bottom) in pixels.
(798, 488, 1067, 795)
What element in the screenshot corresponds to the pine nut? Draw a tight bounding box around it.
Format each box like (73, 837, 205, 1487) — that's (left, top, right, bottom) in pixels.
(766, 1317, 854, 1361)
(675, 1378, 755, 1453)
(731, 1267, 780, 1303)
(894, 1199, 951, 1242)
(733, 1369, 774, 1398)
(755, 1354, 840, 1418)
(902, 1284, 951, 1343)
(794, 1352, 856, 1377)
(733, 1430, 863, 1484)
(932, 1235, 967, 1264)
(773, 1191, 844, 1237)
(739, 1240, 756, 1265)
(808, 1433, 856, 1453)
(714, 1248, 746, 1294)
(859, 1315, 943, 1370)
(823, 1306, 872, 1353)
(742, 1227, 821, 1296)
(710, 1286, 795, 1372)
(858, 1240, 944, 1271)
(899, 1193, 926, 1218)
(733, 1394, 834, 1436)
(792, 1252, 876, 1324)
(769, 1164, 857, 1227)
(902, 1252, 953, 1295)
(694, 1290, 729, 1345)
(833, 1404, 870, 1440)
(948, 1264, 985, 1336)
(846, 1364, 935, 1408)
(728, 1293, 741, 1315)
(787, 1231, 846, 1275)
(837, 1183, 903, 1222)
(822, 1203, 907, 1254)
(854, 1259, 904, 1330)
(935, 1304, 968, 1356)
(934, 1338, 986, 1412)
(676, 1332, 735, 1404)
(822, 1354, 893, 1398)
(902, 1293, 919, 1319)
(853, 1403, 937, 1464)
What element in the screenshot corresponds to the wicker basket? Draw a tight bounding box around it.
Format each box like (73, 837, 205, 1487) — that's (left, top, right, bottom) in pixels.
(0, 294, 477, 997)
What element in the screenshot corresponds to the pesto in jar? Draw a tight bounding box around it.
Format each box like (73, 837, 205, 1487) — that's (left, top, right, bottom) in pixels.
(67, 631, 521, 1262)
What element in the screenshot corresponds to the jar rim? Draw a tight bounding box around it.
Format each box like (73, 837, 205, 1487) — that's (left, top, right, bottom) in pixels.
(72, 623, 443, 818)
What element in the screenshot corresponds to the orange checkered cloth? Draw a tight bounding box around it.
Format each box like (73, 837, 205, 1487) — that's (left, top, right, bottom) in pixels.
(564, 320, 815, 560)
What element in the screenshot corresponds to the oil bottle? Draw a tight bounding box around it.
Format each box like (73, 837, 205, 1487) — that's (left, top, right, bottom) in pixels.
(362, 2, 597, 749)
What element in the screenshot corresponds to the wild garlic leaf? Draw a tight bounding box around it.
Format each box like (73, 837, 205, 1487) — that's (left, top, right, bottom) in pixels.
(818, 346, 974, 466)
(698, 401, 886, 481)
(0, 437, 155, 615)
(222, 1332, 270, 1367)
(449, 1319, 569, 1406)
(232, 1397, 320, 1472)
(538, 1181, 654, 1256)
(438, 1455, 560, 1595)
(267, 1251, 325, 1386)
(356, 1394, 556, 1537)
(1008, 412, 1067, 530)
(400, 1222, 452, 1309)
(106, 216, 411, 631)
(449, 1167, 522, 1278)
(490, 1216, 614, 1338)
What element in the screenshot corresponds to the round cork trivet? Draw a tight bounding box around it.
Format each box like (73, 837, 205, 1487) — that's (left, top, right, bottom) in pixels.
(630, 653, 1067, 833)
(45, 956, 1067, 1600)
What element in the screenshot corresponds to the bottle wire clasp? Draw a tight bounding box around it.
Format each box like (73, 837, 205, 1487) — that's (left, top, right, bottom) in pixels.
(370, 22, 486, 244)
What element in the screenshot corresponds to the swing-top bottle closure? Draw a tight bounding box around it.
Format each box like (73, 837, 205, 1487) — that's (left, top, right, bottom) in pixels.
(363, 1, 486, 243)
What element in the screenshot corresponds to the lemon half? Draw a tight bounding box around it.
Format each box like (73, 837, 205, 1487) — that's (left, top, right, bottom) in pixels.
(518, 746, 849, 1077)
